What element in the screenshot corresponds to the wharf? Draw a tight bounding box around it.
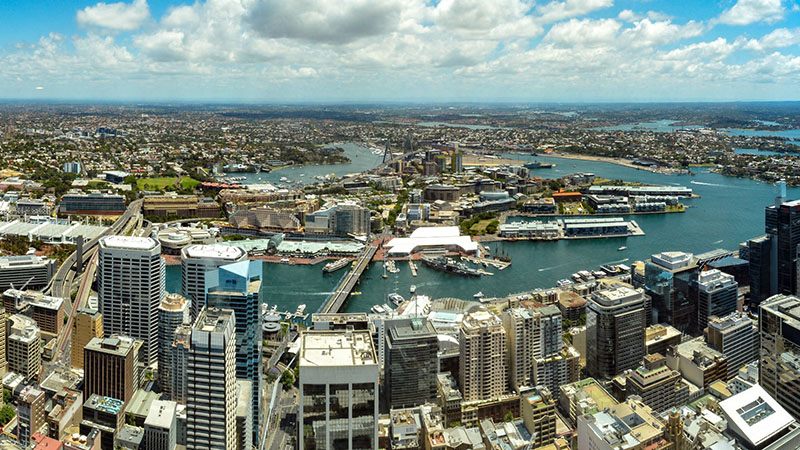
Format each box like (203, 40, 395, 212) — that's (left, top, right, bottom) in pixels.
(409, 260, 418, 277)
(461, 255, 511, 270)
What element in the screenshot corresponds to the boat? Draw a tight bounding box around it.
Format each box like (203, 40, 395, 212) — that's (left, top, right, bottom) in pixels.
(382, 303, 394, 312)
(592, 270, 606, 279)
(388, 293, 405, 306)
(474, 291, 484, 299)
(385, 260, 399, 274)
(421, 256, 481, 277)
(322, 258, 350, 273)
(280, 176, 289, 182)
(557, 279, 574, 287)
(352, 291, 362, 296)
(410, 284, 416, 294)
(618, 246, 627, 251)
(296, 304, 306, 315)
(370, 304, 386, 314)
(571, 273, 583, 282)
(523, 161, 555, 169)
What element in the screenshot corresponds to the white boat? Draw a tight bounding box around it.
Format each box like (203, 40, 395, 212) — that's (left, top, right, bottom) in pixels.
(371, 304, 386, 314)
(296, 304, 306, 315)
(280, 176, 289, 182)
(410, 284, 416, 294)
(618, 246, 627, 251)
(388, 293, 405, 306)
(474, 291, 484, 299)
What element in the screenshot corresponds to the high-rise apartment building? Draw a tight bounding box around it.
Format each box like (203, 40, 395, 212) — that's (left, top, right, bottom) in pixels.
(520, 387, 557, 448)
(205, 260, 263, 444)
(84, 336, 139, 403)
(98, 236, 165, 366)
(586, 286, 646, 379)
(748, 234, 774, 306)
(8, 314, 41, 381)
(18, 385, 46, 445)
(384, 318, 438, 409)
(625, 353, 688, 413)
(180, 244, 247, 322)
(71, 308, 103, 370)
(759, 294, 800, 419)
(694, 269, 738, 332)
(157, 293, 188, 400)
(644, 251, 697, 331)
(0, 306, 6, 376)
(460, 309, 508, 402)
(705, 311, 759, 381)
(171, 325, 191, 405)
(186, 308, 237, 449)
(765, 190, 800, 296)
(501, 308, 535, 390)
(298, 329, 379, 450)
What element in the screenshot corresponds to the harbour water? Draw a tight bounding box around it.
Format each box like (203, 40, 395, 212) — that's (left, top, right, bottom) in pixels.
(167, 151, 798, 314)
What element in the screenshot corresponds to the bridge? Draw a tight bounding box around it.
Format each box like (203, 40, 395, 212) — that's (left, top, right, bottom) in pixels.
(318, 244, 378, 314)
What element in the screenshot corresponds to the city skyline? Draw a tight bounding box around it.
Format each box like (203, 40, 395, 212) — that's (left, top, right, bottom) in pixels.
(1, 0, 800, 102)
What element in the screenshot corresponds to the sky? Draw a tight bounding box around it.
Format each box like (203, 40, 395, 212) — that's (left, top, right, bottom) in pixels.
(1, 0, 800, 102)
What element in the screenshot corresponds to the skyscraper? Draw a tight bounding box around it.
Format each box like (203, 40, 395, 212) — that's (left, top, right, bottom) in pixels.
(205, 260, 263, 444)
(298, 329, 379, 450)
(84, 335, 140, 404)
(759, 294, 800, 418)
(98, 236, 165, 366)
(0, 306, 6, 376)
(180, 244, 247, 322)
(501, 308, 535, 390)
(644, 251, 696, 331)
(459, 309, 508, 401)
(17, 386, 45, 445)
(694, 269, 738, 332)
(705, 311, 759, 381)
(186, 308, 237, 449)
(747, 234, 774, 306)
(586, 286, 646, 379)
(765, 181, 800, 296)
(384, 318, 438, 409)
(171, 325, 191, 405)
(71, 307, 103, 370)
(157, 293, 189, 400)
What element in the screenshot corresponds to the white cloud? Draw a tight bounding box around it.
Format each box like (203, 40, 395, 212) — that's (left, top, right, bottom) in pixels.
(544, 18, 621, 47)
(717, 0, 785, 26)
(620, 19, 704, 48)
(741, 27, 800, 50)
(617, 10, 639, 22)
(535, 0, 614, 24)
(77, 0, 150, 31)
(433, 0, 542, 38)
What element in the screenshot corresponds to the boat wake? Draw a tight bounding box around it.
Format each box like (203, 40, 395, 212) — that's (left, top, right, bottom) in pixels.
(712, 239, 723, 244)
(690, 181, 726, 187)
(538, 263, 569, 272)
(604, 258, 630, 265)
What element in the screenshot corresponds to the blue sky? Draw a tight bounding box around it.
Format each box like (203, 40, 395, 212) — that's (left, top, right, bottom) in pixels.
(1, 0, 799, 102)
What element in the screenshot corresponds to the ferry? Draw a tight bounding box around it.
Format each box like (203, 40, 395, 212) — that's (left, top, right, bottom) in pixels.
(410, 284, 416, 294)
(557, 279, 574, 287)
(474, 291, 484, 299)
(618, 246, 627, 251)
(388, 293, 405, 306)
(322, 258, 350, 273)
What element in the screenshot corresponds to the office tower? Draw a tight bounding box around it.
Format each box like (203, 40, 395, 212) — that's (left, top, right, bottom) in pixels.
(0, 306, 6, 376)
(759, 294, 800, 418)
(205, 260, 262, 444)
(98, 236, 165, 366)
(7, 314, 41, 380)
(459, 309, 508, 402)
(3, 289, 65, 334)
(577, 397, 668, 450)
(625, 353, 688, 413)
(180, 244, 247, 322)
(586, 286, 646, 379)
(186, 308, 237, 449)
(0, 255, 57, 292)
(84, 336, 139, 403)
(520, 387, 556, 448)
(765, 183, 800, 295)
(18, 386, 46, 445)
(705, 312, 759, 381)
(144, 399, 177, 450)
(171, 325, 191, 405)
(384, 318, 438, 409)
(645, 324, 681, 356)
(748, 234, 773, 306)
(644, 251, 697, 331)
(695, 269, 738, 332)
(501, 308, 535, 390)
(157, 293, 189, 400)
(298, 329, 379, 450)
(451, 147, 463, 173)
(71, 307, 103, 369)
(235, 380, 253, 450)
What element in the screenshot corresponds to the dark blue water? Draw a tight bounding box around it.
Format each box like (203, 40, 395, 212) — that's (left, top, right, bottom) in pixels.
(734, 148, 784, 156)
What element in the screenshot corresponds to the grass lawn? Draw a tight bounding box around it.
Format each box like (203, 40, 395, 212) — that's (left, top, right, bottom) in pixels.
(470, 219, 495, 233)
(137, 177, 201, 191)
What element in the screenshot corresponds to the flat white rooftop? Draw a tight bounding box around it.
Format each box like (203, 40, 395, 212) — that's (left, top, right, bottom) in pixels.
(300, 330, 376, 367)
(385, 226, 478, 255)
(101, 235, 158, 251)
(719, 384, 794, 447)
(182, 244, 246, 260)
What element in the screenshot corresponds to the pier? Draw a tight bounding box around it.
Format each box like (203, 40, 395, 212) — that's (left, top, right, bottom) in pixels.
(318, 244, 378, 314)
(409, 260, 418, 277)
(461, 255, 511, 270)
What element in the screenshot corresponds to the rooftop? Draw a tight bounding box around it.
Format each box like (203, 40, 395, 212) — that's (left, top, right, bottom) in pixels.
(85, 394, 125, 415)
(300, 330, 376, 367)
(84, 335, 137, 357)
(182, 243, 247, 260)
(719, 384, 795, 447)
(144, 399, 177, 429)
(100, 235, 158, 251)
(159, 293, 188, 312)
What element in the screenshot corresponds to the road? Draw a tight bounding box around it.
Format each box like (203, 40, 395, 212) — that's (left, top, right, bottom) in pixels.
(319, 244, 377, 314)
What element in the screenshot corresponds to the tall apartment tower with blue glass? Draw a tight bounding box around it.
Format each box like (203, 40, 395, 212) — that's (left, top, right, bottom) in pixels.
(205, 260, 263, 446)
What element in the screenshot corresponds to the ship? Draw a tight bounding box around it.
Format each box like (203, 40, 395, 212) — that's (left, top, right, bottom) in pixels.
(523, 161, 555, 169)
(388, 293, 405, 306)
(421, 256, 481, 277)
(410, 284, 416, 294)
(322, 258, 350, 273)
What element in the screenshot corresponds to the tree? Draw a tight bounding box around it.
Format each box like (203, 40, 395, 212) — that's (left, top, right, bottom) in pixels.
(281, 369, 295, 389)
(2, 388, 10, 403)
(0, 405, 14, 426)
(504, 411, 514, 422)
